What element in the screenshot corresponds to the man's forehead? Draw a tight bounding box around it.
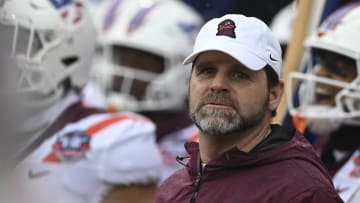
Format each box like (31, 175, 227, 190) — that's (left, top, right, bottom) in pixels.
(194, 51, 255, 72)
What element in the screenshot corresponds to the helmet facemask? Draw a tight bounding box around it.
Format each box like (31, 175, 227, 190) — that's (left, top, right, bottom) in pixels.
(288, 49, 360, 130)
(97, 45, 191, 112)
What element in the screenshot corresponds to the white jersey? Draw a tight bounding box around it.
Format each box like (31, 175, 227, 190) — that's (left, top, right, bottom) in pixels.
(12, 110, 162, 203)
(333, 149, 360, 203)
(158, 124, 199, 182)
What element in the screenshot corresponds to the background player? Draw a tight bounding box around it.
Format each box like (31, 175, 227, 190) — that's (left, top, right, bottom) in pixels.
(0, 0, 162, 202)
(84, 0, 203, 181)
(287, 2, 360, 202)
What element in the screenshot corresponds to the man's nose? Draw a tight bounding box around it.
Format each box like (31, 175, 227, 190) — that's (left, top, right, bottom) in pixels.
(210, 73, 230, 92)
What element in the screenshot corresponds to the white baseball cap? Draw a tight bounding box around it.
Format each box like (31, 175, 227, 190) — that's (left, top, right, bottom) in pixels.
(183, 14, 283, 78)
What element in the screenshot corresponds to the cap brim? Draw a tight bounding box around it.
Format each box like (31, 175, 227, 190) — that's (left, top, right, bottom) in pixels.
(183, 39, 266, 71)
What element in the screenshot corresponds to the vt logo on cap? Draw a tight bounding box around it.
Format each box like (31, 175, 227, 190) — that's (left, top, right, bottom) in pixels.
(216, 19, 236, 38)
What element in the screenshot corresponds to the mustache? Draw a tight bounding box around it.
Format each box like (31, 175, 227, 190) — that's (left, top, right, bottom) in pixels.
(199, 93, 237, 109)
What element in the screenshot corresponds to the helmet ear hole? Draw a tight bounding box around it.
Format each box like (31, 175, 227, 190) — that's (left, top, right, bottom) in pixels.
(62, 56, 78, 67)
(62, 78, 72, 93)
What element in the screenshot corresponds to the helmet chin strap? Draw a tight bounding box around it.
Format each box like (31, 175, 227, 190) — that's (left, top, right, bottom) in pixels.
(301, 106, 342, 135)
(307, 117, 342, 136)
(107, 93, 140, 111)
(107, 89, 185, 112)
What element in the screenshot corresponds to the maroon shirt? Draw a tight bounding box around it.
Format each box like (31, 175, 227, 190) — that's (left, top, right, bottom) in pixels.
(154, 126, 343, 203)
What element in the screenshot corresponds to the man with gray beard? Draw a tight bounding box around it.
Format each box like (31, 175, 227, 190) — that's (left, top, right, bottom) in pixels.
(153, 14, 343, 203)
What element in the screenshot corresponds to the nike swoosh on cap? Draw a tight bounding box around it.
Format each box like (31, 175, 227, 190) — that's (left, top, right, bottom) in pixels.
(269, 54, 277, 62)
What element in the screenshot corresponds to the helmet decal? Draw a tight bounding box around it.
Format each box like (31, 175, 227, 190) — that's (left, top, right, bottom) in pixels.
(103, 0, 123, 31)
(178, 22, 200, 40)
(321, 2, 360, 31)
(127, 2, 157, 34)
(59, 1, 84, 24)
(49, 0, 72, 9)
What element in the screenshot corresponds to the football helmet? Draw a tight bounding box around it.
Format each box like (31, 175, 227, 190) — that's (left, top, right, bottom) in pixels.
(92, 0, 203, 112)
(0, 0, 96, 108)
(269, 1, 296, 48)
(288, 2, 360, 127)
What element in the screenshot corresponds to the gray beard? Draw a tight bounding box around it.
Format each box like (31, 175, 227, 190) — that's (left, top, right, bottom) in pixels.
(190, 97, 268, 137)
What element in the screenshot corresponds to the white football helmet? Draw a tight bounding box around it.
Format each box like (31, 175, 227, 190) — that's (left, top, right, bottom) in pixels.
(288, 2, 360, 126)
(92, 0, 203, 112)
(269, 1, 296, 47)
(0, 0, 96, 109)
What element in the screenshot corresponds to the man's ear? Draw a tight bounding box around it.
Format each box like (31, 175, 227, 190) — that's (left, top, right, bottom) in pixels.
(269, 80, 284, 112)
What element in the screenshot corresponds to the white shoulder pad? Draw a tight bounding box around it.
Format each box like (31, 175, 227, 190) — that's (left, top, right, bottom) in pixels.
(57, 112, 161, 201)
(56, 111, 156, 151)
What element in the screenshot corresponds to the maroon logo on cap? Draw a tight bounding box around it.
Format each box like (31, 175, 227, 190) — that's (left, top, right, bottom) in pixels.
(216, 19, 236, 38)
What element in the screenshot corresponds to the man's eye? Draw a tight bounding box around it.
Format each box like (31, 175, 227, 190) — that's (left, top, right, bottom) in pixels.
(198, 67, 216, 75)
(233, 71, 248, 80)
